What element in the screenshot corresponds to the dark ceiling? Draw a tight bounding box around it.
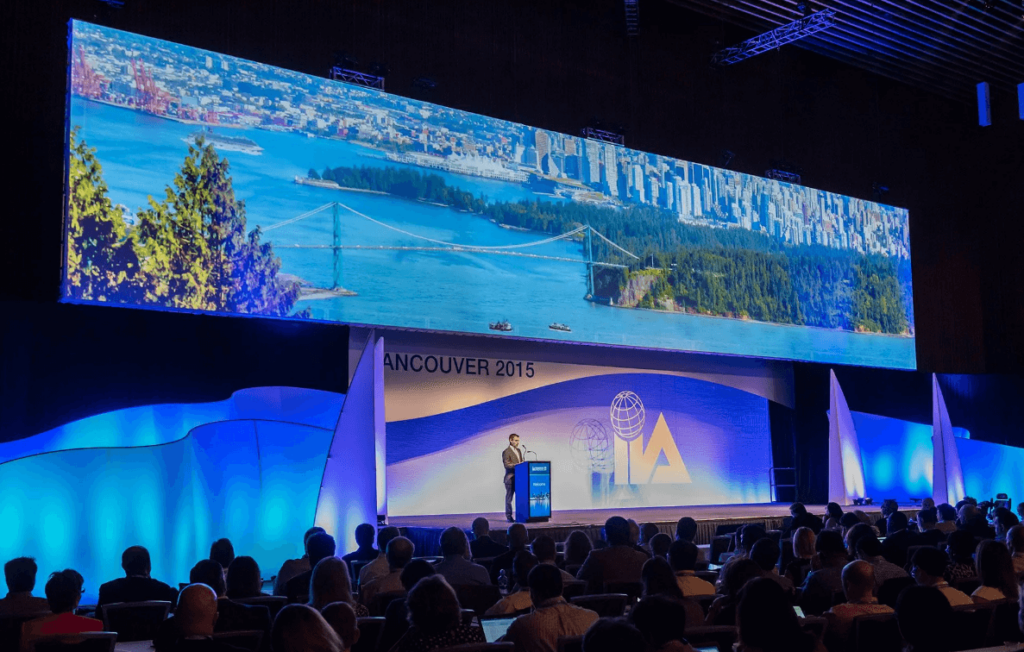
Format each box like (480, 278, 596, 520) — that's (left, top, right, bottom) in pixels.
(668, 0, 1024, 102)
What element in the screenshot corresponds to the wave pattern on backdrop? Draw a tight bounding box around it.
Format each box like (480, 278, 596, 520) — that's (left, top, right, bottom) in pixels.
(0, 388, 342, 603)
(64, 21, 914, 369)
(386, 374, 772, 516)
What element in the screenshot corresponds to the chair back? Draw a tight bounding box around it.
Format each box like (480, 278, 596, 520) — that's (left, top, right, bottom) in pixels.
(798, 616, 827, 641)
(368, 591, 406, 617)
(353, 617, 386, 652)
(678, 598, 706, 631)
(779, 539, 794, 573)
(453, 584, 502, 618)
(709, 537, 732, 565)
(602, 581, 642, 602)
(949, 605, 992, 651)
(212, 629, 264, 652)
(694, 570, 719, 584)
(693, 594, 716, 615)
(234, 595, 287, 619)
(434, 643, 514, 652)
(101, 600, 171, 641)
(991, 599, 1024, 644)
(562, 581, 587, 601)
(0, 611, 52, 652)
(569, 593, 629, 618)
(31, 632, 117, 652)
(877, 576, 916, 608)
(684, 625, 738, 652)
(853, 612, 901, 652)
(556, 636, 583, 652)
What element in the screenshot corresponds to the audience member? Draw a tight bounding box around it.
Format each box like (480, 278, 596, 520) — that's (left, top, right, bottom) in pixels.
(394, 575, 484, 652)
(824, 503, 844, 530)
(971, 539, 1020, 602)
(854, 535, 908, 588)
(502, 563, 599, 652)
(491, 523, 531, 585)
(360, 536, 414, 607)
(750, 538, 793, 594)
(880, 512, 917, 568)
(470, 517, 509, 559)
(910, 547, 972, 606)
(1017, 502, 1024, 522)
(959, 505, 996, 540)
(272, 603, 343, 652)
(358, 526, 400, 589)
(916, 509, 946, 546)
(225, 556, 263, 600)
(799, 530, 848, 615)
(1007, 524, 1024, 575)
(876, 500, 900, 536)
(944, 530, 978, 583)
(0, 557, 49, 617)
(626, 519, 651, 557)
(737, 577, 824, 652)
(434, 527, 491, 586)
(582, 618, 647, 652)
(839, 512, 861, 537)
(576, 517, 650, 594)
(641, 556, 685, 601)
(716, 524, 767, 590)
(378, 560, 436, 652)
(824, 561, 893, 650)
(209, 539, 235, 581)
(341, 524, 378, 576)
(309, 557, 368, 616)
(20, 569, 102, 652)
(936, 504, 958, 534)
(486, 551, 538, 615)
(668, 540, 714, 597)
(640, 523, 661, 551)
(843, 522, 875, 559)
(98, 545, 178, 609)
(531, 535, 575, 583)
(321, 602, 359, 652)
(188, 559, 271, 635)
(161, 584, 243, 652)
(922, 498, 935, 511)
(993, 508, 1021, 540)
(563, 531, 593, 568)
(274, 526, 325, 595)
(649, 533, 672, 559)
(784, 527, 816, 586)
(630, 596, 697, 652)
(788, 503, 824, 535)
(705, 558, 761, 626)
(283, 532, 337, 602)
(675, 517, 705, 562)
(895, 585, 954, 652)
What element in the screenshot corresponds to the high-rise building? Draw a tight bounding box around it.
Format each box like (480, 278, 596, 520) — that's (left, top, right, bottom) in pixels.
(536, 130, 551, 169)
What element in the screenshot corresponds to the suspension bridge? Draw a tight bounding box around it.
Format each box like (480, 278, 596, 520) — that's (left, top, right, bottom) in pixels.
(262, 201, 639, 297)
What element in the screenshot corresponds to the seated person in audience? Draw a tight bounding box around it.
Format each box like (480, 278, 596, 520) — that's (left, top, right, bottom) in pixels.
(393, 575, 485, 652)
(162, 584, 250, 652)
(283, 532, 336, 602)
(491, 523, 531, 585)
(854, 535, 908, 588)
(98, 545, 178, 610)
(943, 530, 978, 583)
(225, 556, 263, 600)
(798, 530, 849, 616)
(503, 564, 599, 652)
(0, 557, 50, 617)
(750, 538, 793, 594)
(358, 526, 400, 590)
(838, 512, 861, 538)
(360, 536, 414, 609)
(716, 524, 767, 591)
(531, 535, 576, 583)
(581, 618, 647, 652)
(784, 527, 816, 587)
(309, 557, 368, 617)
(936, 504, 959, 534)
(737, 578, 825, 652)
(563, 530, 593, 569)
(916, 509, 946, 547)
(875, 500, 900, 536)
(433, 527, 491, 586)
(321, 602, 359, 652)
(705, 558, 761, 626)
(787, 502, 824, 536)
(971, 539, 1020, 603)
(910, 547, 972, 607)
(993, 508, 1021, 540)
(378, 560, 436, 652)
(641, 556, 685, 602)
(272, 603, 343, 652)
(880, 512, 918, 568)
(341, 524, 379, 577)
(470, 517, 509, 560)
(629, 595, 696, 652)
(274, 526, 325, 596)
(577, 517, 650, 594)
(668, 540, 714, 597)
(486, 551, 538, 615)
(210, 539, 234, 583)
(649, 533, 672, 560)
(626, 520, 651, 557)
(824, 502, 844, 531)
(843, 523, 875, 560)
(20, 569, 102, 652)
(1007, 524, 1024, 576)
(895, 585, 954, 652)
(958, 505, 996, 540)
(674, 517, 705, 562)
(640, 524, 661, 553)
(824, 560, 894, 651)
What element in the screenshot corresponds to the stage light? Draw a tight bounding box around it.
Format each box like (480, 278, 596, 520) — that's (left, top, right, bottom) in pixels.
(766, 159, 802, 184)
(796, 1, 813, 17)
(712, 9, 836, 66)
(581, 122, 626, 146)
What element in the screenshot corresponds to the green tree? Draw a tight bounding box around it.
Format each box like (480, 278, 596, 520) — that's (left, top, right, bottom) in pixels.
(308, 168, 321, 180)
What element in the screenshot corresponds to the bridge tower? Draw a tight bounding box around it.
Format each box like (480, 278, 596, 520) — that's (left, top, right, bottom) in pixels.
(332, 202, 342, 290)
(585, 224, 595, 298)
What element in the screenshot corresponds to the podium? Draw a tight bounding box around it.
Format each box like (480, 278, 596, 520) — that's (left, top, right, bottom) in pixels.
(514, 461, 551, 523)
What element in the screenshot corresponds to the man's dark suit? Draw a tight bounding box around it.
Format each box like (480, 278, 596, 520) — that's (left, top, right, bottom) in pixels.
(489, 546, 525, 586)
(575, 544, 649, 594)
(154, 601, 271, 652)
(470, 536, 508, 560)
(502, 445, 524, 521)
(98, 576, 178, 609)
(881, 529, 920, 568)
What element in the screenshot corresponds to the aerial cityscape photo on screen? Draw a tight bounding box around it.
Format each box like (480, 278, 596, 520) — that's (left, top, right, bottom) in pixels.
(65, 21, 915, 368)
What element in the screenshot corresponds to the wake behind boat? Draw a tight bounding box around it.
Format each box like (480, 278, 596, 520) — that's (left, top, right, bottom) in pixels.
(184, 127, 263, 155)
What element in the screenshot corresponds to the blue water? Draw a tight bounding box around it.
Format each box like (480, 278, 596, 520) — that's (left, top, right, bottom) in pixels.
(69, 100, 917, 369)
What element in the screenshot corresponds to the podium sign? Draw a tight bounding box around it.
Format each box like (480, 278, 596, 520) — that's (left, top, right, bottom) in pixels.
(515, 461, 551, 523)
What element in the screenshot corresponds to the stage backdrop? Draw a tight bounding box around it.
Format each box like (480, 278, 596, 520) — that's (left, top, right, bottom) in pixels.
(384, 349, 776, 516)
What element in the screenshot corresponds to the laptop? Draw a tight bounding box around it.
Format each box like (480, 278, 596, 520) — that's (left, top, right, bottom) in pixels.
(479, 615, 518, 643)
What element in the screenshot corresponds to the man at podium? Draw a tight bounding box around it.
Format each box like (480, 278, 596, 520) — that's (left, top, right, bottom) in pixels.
(502, 433, 524, 522)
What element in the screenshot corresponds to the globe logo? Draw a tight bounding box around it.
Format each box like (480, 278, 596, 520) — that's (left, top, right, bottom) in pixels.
(610, 391, 645, 442)
(568, 418, 614, 473)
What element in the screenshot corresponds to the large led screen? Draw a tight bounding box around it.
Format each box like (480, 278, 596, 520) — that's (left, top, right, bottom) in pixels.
(65, 21, 915, 369)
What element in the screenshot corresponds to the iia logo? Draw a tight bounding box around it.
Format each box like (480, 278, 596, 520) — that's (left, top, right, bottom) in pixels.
(609, 391, 691, 485)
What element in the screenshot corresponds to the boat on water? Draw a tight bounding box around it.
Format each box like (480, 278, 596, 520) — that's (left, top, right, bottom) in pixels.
(489, 320, 513, 332)
(548, 323, 571, 332)
(183, 127, 263, 155)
